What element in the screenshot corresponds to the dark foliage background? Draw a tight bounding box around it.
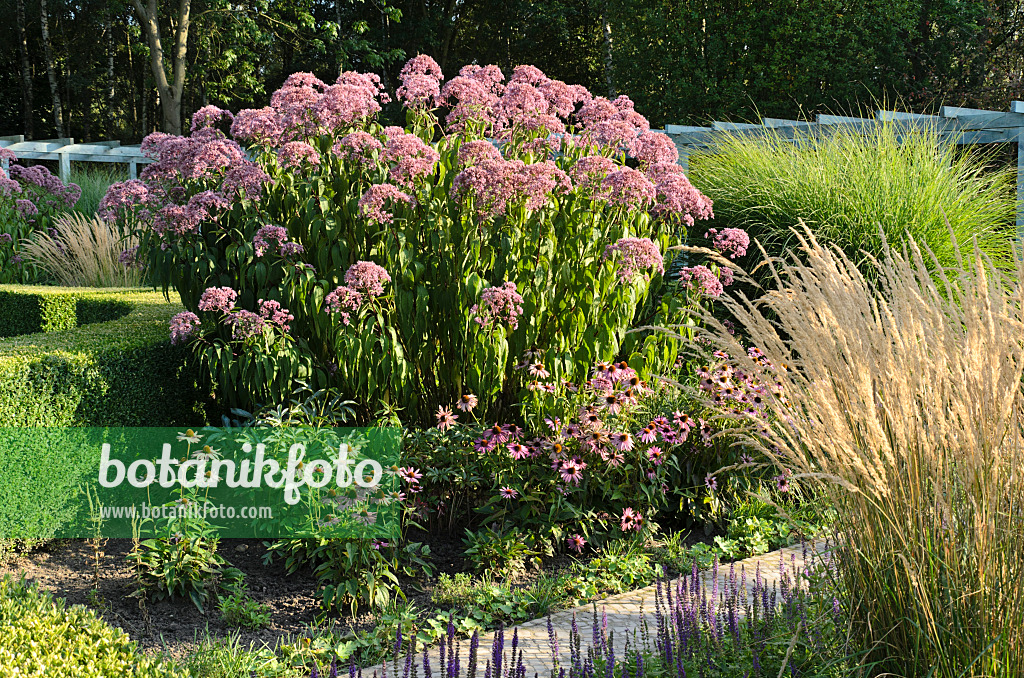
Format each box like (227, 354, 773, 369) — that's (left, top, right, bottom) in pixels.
(1, 0, 1021, 139)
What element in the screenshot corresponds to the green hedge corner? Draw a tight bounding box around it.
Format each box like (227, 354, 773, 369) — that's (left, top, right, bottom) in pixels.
(0, 576, 181, 677)
(0, 285, 207, 427)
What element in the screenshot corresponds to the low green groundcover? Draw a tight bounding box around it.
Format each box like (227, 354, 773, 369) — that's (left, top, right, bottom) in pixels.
(0, 576, 179, 677)
(0, 285, 206, 426)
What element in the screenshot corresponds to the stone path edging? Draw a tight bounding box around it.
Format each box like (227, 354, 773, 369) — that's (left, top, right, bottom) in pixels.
(363, 540, 831, 677)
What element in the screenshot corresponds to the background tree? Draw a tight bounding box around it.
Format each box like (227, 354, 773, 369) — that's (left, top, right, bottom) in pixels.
(0, 0, 1020, 141)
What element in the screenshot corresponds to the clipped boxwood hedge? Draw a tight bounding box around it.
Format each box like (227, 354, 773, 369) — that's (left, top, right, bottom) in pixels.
(0, 285, 207, 426)
(0, 576, 180, 677)
(0, 285, 146, 338)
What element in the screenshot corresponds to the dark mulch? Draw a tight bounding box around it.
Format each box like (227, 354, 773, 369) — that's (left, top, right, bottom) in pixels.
(0, 533, 577, 663)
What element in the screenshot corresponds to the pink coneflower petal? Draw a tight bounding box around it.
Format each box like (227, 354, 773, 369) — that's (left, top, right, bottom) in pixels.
(528, 362, 550, 378)
(457, 393, 479, 412)
(397, 466, 423, 483)
(435, 406, 458, 431)
(567, 534, 586, 553)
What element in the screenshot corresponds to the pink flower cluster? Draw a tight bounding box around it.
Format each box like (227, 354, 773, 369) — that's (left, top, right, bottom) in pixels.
(641, 162, 714, 227)
(194, 286, 293, 340)
(169, 311, 201, 345)
(631, 131, 679, 165)
(253, 225, 304, 257)
(452, 158, 571, 218)
(471, 282, 524, 330)
(190, 105, 234, 133)
(602, 168, 655, 208)
(0, 175, 21, 196)
(198, 286, 238, 313)
(334, 131, 383, 165)
(603, 237, 664, 283)
(678, 265, 724, 297)
(324, 261, 391, 324)
(323, 285, 363, 325)
(358, 183, 416, 224)
(577, 95, 649, 134)
(568, 156, 617, 197)
(277, 141, 321, 169)
(232, 70, 387, 144)
(97, 178, 149, 223)
(458, 140, 503, 167)
(221, 165, 272, 198)
(141, 128, 248, 183)
(8, 163, 81, 208)
(256, 299, 295, 332)
(705, 227, 750, 259)
(344, 260, 392, 297)
(397, 55, 443, 108)
(15, 199, 38, 217)
(384, 133, 440, 186)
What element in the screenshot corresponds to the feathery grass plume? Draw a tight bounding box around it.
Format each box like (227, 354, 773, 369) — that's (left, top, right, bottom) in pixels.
(20, 211, 143, 287)
(689, 121, 1016, 276)
(698, 226, 1024, 677)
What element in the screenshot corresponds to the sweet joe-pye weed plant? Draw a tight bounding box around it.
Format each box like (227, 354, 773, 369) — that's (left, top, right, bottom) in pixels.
(700, 229, 1024, 677)
(0, 149, 82, 283)
(99, 56, 727, 424)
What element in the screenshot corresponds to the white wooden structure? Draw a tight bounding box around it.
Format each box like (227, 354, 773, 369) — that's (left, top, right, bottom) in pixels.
(660, 103, 1024, 228)
(0, 135, 153, 181)
(3, 103, 1024, 226)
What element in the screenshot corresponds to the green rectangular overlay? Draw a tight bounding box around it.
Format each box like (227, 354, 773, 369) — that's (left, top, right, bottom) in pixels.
(0, 427, 401, 539)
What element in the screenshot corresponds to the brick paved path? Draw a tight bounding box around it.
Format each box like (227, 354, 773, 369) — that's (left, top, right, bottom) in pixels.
(364, 540, 831, 678)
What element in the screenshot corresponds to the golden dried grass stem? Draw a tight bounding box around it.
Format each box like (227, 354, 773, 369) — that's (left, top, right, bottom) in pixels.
(701, 224, 1024, 677)
(20, 213, 143, 287)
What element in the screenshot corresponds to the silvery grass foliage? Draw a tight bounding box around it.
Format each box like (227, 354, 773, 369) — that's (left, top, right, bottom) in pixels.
(696, 228, 1024, 677)
(688, 122, 1016, 276)
(19, 211, 143, 287)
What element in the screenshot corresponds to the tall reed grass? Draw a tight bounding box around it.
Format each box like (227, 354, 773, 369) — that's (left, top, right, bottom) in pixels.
(702, 230, 1024, 677)
(689, 123, 1017, 274)
(69, 166, 125, 218)
(20, 212, 143, 287)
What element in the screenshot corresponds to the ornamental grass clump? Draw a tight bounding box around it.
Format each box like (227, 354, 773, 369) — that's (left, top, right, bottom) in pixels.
(100, 57, 725, 423)
(19, 212, 144, 287)
(689, 122, 1016, 275)
(703, 229, 1024, 677)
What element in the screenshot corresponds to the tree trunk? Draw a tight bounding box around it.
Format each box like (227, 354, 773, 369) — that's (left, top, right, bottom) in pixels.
(106, 20, 116, 136)
(602, 0, 616, 98)
(127, 27, 139, 136)
(15, 0, 33, 139)
(39, 0, 64, 137)
(335, 0, 344, 76)
(131, 0, 192, 136)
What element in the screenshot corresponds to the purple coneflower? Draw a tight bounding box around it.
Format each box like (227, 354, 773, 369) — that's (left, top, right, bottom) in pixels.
(567, 534, 586, 553)
(457, 393, 478, 412)
(435, 407, 458, 431)
(398, 466, 423, 484)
